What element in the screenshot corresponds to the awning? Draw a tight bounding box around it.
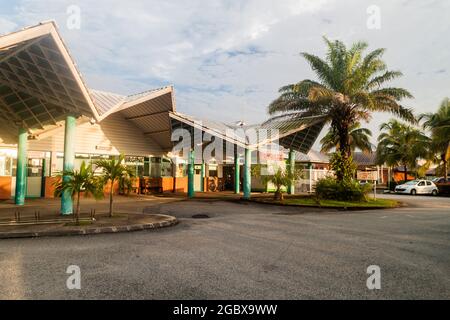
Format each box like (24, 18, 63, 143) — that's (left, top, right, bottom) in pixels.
(110, 86, 175, 151)
(0, 21, 176, 150)
(0, 21, 100, 143)
(259, 113, 326, 153)
(169, 111, 326, 154)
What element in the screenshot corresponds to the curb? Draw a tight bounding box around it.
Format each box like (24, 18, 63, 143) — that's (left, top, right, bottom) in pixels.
(0, 214, 178, 239)
(246, 199, 402, 211)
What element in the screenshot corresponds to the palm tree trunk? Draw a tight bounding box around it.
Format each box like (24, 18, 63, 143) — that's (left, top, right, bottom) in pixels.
(109, 179, 114, 217)
(336, 122, 351, 182)
(76, 192, 80, 225)
(274, 187, 283, 201)
(338, 128, 351, 159)
(404, 165, 408, 182)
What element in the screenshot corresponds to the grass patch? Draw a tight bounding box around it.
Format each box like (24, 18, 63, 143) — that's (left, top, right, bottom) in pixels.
(282, 197, 399, 208)
(64, 220, 94, 227)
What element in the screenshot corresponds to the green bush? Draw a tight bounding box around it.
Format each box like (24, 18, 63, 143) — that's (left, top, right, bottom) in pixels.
(315, 177, 372, 202)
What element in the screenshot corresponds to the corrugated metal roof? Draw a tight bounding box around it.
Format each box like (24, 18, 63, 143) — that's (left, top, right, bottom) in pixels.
(124, 86, 172, 103)
(353, 152, 376, 166)
(169, 111, 326, 154)
(90, 90, 125, 115)
(295, 150, 330, 163)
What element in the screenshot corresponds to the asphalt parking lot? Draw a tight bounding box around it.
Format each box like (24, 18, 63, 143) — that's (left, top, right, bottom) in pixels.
(0, 194, 449, 299)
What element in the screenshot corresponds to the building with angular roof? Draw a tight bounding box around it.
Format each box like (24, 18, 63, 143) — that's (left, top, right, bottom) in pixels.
(0, 21, 326, 211)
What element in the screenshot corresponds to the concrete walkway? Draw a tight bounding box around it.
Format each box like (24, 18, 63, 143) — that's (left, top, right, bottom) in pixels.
(0, 195, 182, 238)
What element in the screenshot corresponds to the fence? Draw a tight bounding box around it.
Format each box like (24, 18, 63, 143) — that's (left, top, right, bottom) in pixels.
(295, 169, 334, 193)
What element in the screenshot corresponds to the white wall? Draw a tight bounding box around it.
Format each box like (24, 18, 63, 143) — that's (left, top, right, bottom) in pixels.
(27, 113, 165, 156)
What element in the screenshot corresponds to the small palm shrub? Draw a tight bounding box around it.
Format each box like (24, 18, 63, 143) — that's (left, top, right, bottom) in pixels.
(254, 165, 302, 201)
(315, 177, 372, 202)
(54, 161, 103, 224)
(95, 154, 134, 217)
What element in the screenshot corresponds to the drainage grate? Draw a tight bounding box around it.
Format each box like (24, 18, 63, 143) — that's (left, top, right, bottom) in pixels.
(191, 214, 210, 219)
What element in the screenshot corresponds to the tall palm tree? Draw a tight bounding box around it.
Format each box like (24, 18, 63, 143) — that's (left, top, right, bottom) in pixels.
(420, 98, 450, 181)
(320, 122, 373, 154)
(376, 119, 430, 181)
(54, 161, 102, 224)
(95, 154, 133, 217)
(268, 37, 415, 180)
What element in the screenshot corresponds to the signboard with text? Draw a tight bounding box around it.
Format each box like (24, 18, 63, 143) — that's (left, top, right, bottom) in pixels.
(357, 171, 378, 181)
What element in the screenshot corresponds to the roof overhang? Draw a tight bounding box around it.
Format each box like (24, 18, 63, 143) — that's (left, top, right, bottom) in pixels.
(259, 113, 327, 153)
(0, 21, 99, 143)
(169, 111, 326, 154)
(169, 112, 249, 149)
(105, 86, 176, 151)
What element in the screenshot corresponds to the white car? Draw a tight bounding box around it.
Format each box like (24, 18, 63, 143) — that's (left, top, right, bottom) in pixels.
(395, 179, 438, 196)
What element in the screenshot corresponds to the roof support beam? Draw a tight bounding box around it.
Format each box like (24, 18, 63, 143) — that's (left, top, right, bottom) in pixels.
(144, 129, 170, 136)
(0, 36, 44, 64)
(0, 69, 76, 114)
(125, 110, 168, 120)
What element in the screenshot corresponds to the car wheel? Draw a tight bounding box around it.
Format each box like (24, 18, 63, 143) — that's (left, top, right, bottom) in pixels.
(431, 189, 438, 196)
(410, 189, 417, 195)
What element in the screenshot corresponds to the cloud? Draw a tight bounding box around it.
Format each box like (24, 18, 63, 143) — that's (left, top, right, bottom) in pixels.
(0, 17, 18, 33)
(1, 0, 450, 147)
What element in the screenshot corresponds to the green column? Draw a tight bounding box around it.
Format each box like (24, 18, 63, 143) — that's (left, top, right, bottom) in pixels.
(15, 127, 28, 205)
(61, 115, 76, 215)
(188, 150, 195, 198)
(234, 151, 240, 194)
(243, 148, 251, 199)
(200, 161, 205, 192)
(288, 148, 295, 195)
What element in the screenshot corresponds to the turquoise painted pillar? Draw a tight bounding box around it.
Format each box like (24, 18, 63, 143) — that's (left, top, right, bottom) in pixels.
(200, 161, 205, 192)
(15, 127, 28, 205)
(188, 150, 195, 198)
(234, 151, 240, 194)
(61, 115, 76, 215)
(288, 148, 295, 195)
(243, 148, 251, 199)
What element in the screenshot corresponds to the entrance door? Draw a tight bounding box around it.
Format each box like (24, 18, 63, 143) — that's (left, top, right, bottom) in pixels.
(26, 158, 43, 197)
(194, 165, 202, 191)
(222, 165, 236, 191)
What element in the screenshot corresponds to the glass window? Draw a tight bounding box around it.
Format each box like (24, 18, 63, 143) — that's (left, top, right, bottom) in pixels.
(27, 158, 41, 177)
(161, 158, 173, 177)
(175, 163, 186, 177)
(125, 156, 145, 177)
(0, 156, 6, 176)
(144, 157, 150, 176)
(74, 153, 90, 171)
(0, 149, 16, 176)
(150, 157, 161, 177)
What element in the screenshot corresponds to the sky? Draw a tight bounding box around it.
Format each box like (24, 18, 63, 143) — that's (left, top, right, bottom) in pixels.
(1, 0, 449, 147)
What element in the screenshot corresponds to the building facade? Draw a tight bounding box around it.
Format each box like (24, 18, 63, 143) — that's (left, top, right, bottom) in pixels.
(0, 21, 325, 212)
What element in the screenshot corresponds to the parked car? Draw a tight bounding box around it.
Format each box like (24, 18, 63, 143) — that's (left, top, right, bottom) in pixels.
(395, 179, 438, 195)
(432, 177, 449, 184)
(432, 177, 450, 195)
